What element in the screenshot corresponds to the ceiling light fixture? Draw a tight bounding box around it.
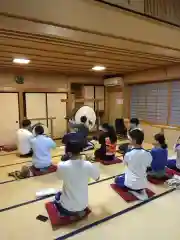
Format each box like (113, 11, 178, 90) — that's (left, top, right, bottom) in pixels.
(13, 58, 30, 64)
(92, 65, 106, 71)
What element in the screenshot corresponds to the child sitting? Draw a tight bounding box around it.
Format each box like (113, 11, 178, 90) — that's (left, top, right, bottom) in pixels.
(54, 135, 100, 216)
(115, 118, 127, 139)
(115, 129, 152, 200)
(147, 133, 168, 178)
(69, 115, 94, 151)
(30, 125, 56, 170)
(118, 118, 142, 155)
(16, 119, 33, 157)
(61, 128, 84, 161)
(167, 137, 180, 172)
(9, 125, 56, 179)
(129, 118, 142, 132)
(95, 123, 117, 161)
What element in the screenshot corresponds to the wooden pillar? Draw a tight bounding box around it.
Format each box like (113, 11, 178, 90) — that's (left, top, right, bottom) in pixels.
(18, 91, 24, 127)
(104, 87, 109, 122)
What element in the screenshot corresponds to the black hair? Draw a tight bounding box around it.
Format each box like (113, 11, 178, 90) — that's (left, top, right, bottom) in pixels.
(102, 123, 117, 143)
(129, 129, 144, 145)
(66, 140, 84, 155)
(34, 125, 44, 135)
(80, 115, 87, 123)
(154, 133, 168, 149)
(115, 118, 127, 136)
(22, 119, 31, 128)
(130, 118, 140, 126)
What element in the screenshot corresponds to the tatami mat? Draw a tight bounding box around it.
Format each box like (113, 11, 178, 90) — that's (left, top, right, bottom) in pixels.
(0, 141, 177, 240)
(70, 190, 179, 240)
(0, 178, 170, 240)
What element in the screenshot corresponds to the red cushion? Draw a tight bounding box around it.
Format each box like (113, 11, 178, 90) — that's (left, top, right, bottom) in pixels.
(3, 145, 17, 152)
(101, 157, 122, 165)
(45, 202, 91, 226)
(148, 168, 180, 185)
(166, 167, 180, 176)
(111, 184, 155, 202)
(147, 175, 169, 185)
(96, 157, 122, 165)
(30, 165, 57, 176)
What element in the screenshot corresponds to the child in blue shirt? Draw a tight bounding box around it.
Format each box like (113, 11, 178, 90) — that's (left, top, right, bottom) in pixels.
(30, 125, 56, 169)
(147, 133, 168, 178)
(9, 125, 56, 179)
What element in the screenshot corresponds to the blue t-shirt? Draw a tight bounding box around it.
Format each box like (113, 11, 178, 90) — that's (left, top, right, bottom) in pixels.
(30, 135, 56, 169)
(150, 147, 168, 171)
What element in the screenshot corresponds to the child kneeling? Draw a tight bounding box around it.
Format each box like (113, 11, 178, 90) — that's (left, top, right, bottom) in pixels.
(54, 135, 100, 216)
(115, 129, 152, 200)
(147, 133, 168, 178)
(95, 123, 117, 161)
(11, 125, 56, 179)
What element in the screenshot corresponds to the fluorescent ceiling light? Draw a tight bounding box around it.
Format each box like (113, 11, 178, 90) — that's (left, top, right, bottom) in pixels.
(13, 58, 30, 64)
(92, 65, 106, 71)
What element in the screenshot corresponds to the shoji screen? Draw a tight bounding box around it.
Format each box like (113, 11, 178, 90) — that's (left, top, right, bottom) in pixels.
(47, 93, 67, 138)
(156, 83, 168, 124)
(131, 83, 168, 124)
(131, 84, 146, 120)
(170, 81, 180, 125)
(25, 93, 47, 127)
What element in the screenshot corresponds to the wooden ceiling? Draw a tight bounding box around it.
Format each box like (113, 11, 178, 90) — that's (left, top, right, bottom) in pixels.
(1, 17, 180, 76)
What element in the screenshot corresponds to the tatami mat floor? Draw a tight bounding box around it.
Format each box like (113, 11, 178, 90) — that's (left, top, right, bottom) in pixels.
(0, 142, 178, 240)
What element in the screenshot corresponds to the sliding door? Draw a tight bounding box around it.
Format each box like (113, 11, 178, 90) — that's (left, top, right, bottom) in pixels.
(47, 93, 67, 138)
(0, 93, 19, 145)
(25, 93, 48, 133)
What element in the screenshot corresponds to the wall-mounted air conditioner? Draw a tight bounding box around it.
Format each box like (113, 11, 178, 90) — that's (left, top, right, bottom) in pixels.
(104, 77, 124, 87)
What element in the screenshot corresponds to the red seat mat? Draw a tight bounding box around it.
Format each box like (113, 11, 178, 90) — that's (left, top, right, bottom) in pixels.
(45, 202, 91, 226)
(111, 184, 155, 202)
(96, 157, 122, 165)
(148, 168, 180, 185)
(166, 167, 180, 176)
(30, 165, 57, 176)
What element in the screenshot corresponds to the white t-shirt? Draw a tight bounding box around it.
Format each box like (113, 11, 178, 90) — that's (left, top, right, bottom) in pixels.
(16, 129, 33, 155)
(57, 160, 100, 212)
(124, 148, 152, 190)
(30, 135, 56, 169)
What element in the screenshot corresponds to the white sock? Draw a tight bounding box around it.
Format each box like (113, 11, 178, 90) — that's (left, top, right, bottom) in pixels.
(129, 189, 148, 201)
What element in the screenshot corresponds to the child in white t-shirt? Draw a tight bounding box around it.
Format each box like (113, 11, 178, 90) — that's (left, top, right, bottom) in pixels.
(115, 129, 152, 199)
(54, 135, 100, 216)
(16, 119, 33, 157)
(119, 118, 142, 155)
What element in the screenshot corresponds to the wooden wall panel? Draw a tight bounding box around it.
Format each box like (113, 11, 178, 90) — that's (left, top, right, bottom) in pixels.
(107, 89, 123, 126)
(83, 86, 94, 109)
(95, 86, 104, 111)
